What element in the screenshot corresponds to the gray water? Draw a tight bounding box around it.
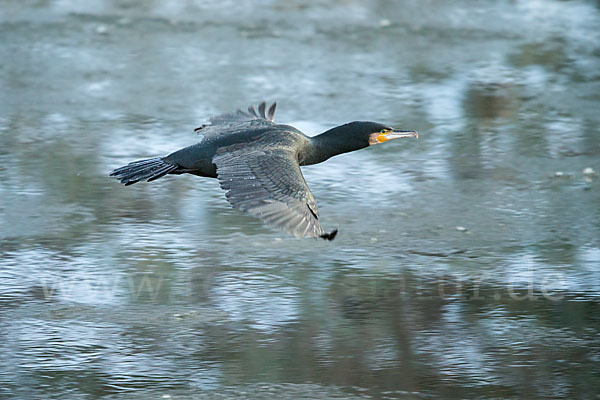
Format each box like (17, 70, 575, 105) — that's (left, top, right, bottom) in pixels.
(1, 0, 600, 398)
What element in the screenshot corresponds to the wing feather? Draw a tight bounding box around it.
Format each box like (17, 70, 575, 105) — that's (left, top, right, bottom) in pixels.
(258, 102, 266, 119)
(248, 105, 259, 118)
(213, 146, 325, 238)
(267, 103, 276, 122)
(195, 102, 277, 141)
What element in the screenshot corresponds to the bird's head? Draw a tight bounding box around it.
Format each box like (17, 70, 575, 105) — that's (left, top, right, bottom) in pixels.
(362, 122, 419, 146)
(332, 121, 418, 148)
(309, 121, 419, 165)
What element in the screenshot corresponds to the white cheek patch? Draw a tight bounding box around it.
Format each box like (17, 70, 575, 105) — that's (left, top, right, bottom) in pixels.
(368, 132, 382, 145)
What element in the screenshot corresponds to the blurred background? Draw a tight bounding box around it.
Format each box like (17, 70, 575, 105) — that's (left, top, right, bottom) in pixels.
(1, 0, 599, 398)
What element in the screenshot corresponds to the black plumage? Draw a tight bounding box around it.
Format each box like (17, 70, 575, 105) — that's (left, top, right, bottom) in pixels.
(110, 102, 417, 240)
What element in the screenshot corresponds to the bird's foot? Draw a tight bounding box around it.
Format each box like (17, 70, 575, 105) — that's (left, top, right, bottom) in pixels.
(320, 229, 338, 241)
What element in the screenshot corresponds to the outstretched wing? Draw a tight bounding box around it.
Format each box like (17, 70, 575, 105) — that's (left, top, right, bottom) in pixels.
(213, 146, 326, 238)
(195, 102, 277, 141)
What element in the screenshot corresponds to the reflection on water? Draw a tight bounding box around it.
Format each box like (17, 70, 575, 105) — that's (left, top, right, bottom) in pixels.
(1, 0, 599, 398)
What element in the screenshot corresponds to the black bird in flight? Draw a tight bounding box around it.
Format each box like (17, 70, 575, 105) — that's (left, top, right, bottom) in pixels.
(110, 102, 418, 240)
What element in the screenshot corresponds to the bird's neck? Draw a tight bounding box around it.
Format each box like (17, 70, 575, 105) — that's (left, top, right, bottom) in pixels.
(303, 124, 367, 165)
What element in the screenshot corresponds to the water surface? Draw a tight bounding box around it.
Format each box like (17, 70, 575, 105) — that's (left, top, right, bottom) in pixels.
(1, 0, 599, 398)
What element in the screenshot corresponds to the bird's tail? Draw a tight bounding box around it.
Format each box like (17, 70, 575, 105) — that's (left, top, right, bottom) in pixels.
(109, 157, 178, 185)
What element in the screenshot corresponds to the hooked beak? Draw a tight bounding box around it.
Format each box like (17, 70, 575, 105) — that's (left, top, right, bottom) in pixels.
(387, 129, 418, 139)
(375, 129, 419, 143)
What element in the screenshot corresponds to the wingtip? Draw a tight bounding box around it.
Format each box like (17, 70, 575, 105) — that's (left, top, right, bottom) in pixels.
(320, 228, 338, 241)
(248, 105, 258, 118)
(258, 102, 267, 119)
(267, 102, 276, 122)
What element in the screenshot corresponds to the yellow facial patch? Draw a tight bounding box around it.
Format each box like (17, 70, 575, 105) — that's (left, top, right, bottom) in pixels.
(376, 129, 390, 143)
(376, 134, 389, 143)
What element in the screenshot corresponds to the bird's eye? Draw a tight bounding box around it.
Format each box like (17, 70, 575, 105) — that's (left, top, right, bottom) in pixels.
(380, 129, 388, 134)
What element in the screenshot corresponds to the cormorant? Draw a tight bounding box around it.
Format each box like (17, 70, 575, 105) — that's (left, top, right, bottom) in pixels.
(110, 102, 418, 240)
